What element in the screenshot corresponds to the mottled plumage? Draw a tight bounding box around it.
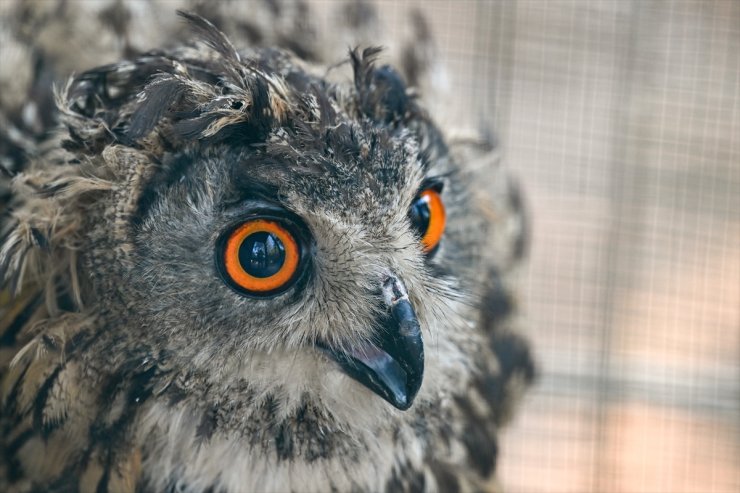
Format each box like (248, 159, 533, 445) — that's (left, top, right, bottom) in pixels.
(0, 2, 534, 492)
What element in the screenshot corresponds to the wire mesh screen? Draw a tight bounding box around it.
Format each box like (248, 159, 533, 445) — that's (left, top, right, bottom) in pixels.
(360, 1, 740, 492)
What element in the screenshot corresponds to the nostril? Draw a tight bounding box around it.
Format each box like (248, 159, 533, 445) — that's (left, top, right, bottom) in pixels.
(381, 275, 409, 306)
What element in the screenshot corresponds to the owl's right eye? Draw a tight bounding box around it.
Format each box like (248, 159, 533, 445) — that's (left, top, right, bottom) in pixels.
(218, 218, 302, 296)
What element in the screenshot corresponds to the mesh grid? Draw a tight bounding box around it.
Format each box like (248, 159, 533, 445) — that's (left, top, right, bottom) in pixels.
(364, 1, 740, 492)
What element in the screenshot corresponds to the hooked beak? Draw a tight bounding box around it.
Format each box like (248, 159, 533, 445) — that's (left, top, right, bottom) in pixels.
(320, 276, 424, 411)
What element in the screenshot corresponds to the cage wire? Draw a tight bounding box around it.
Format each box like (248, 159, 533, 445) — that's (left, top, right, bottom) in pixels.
(349, 1, 739, 492)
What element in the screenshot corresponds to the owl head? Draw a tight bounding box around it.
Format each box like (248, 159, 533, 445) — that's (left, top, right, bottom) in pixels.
(1, 12, 530, 490)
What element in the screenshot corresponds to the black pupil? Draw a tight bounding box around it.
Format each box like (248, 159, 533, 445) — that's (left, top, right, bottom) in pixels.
(409, 195, 431, 237)
(238, 231, 286, 278)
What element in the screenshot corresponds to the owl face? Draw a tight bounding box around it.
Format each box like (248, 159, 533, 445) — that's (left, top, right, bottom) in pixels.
(111, 101, 476, 413)
(53, 42, 486, 423)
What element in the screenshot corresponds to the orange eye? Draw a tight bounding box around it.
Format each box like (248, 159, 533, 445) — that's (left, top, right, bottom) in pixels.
(409, 188, 446, 254)
(221, 219, 301, 295)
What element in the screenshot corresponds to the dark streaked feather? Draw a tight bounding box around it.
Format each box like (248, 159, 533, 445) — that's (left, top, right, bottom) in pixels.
(127, 76, 187, 141)
(177, 11, 241, 66)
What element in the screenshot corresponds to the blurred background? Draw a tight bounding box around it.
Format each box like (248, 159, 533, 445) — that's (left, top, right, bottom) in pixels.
(372, 1, 739, 492)
(2, 1, 738, 492)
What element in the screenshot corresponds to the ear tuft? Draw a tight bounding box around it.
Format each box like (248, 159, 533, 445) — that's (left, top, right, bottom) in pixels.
(350, 47, 413, 125)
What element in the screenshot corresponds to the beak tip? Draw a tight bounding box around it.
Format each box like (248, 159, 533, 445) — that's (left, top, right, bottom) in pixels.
(390, 396, 412, 411)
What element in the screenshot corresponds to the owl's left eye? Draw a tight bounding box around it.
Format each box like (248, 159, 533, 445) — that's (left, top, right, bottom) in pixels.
(409, 187, 446, 255)
(218, 219, 302, 296)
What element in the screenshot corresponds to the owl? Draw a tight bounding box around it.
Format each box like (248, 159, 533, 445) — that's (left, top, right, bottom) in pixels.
(0, 4, 534, 493)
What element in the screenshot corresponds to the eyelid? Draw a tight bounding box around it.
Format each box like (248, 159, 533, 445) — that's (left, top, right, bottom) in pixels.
(418, 178, 445, 195)
(221, 199, 293, 221)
